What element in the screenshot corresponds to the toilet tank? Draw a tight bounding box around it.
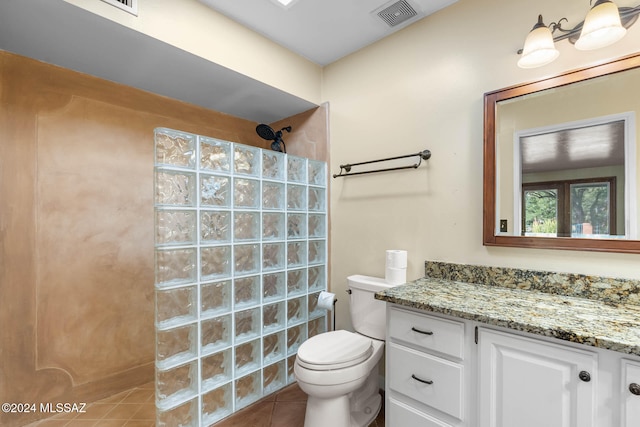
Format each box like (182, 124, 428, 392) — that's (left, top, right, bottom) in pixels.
(348, 275, 397, 340)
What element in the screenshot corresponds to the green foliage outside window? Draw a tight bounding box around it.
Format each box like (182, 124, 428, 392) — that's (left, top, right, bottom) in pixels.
(523, 181, 611, 236)
(524, 189, 557, 233)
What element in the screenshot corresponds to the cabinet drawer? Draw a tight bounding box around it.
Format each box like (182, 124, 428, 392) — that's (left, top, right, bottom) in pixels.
(389, 397, 453, 427)
(389, 307, 464, 359)
(388, 342, 463, 420)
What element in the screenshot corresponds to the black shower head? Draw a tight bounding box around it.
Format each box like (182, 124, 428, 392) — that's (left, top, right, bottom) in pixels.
(256, 123, 276, 141)
(256, 124, 291, 153)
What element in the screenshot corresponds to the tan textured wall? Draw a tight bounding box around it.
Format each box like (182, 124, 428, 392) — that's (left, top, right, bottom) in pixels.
(0, 51, 322, 427)
(270, 105, 329, 162)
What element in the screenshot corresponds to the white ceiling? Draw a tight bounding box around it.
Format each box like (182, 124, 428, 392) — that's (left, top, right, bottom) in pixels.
(199, 0, 458, 65)
(0, 0, 456, 123)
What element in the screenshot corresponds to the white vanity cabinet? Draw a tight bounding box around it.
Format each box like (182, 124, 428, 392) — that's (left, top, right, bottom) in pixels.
(385, 304, 640, 427)
(386, 307, 470, 427)
(478, 328, 597, 427)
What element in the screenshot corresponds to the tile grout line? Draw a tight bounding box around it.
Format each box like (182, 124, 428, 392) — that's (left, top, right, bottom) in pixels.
(268, 399, 278, 427)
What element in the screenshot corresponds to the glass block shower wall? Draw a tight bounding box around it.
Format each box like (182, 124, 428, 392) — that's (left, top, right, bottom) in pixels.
(153, 128, 328, 426)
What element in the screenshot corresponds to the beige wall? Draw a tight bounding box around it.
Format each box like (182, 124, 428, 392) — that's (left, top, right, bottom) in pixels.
(63, 0, 323, 105)
(323, 0, 640, 331)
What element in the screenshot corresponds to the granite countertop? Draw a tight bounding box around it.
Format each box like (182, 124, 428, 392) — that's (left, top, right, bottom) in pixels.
(376, 277, 640, 356)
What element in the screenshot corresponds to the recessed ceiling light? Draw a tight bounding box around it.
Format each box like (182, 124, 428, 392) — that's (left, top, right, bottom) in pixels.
(271, 0, 300, 9)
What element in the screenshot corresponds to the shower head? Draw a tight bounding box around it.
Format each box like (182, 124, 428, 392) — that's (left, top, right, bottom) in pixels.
(255, 124, 291, 153)
(256, 123, 276, 141)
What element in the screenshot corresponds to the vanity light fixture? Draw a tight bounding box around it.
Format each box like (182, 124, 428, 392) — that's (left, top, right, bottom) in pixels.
(517, 0, 640, 68)
(517, 15, 560, 69)
(575, 0, 627, 49)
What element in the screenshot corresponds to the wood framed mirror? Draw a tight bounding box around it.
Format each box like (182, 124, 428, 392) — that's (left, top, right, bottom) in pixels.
(483, 53, 640, 253)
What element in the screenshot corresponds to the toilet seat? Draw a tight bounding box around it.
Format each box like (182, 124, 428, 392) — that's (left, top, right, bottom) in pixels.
(296, 330, 373, 371)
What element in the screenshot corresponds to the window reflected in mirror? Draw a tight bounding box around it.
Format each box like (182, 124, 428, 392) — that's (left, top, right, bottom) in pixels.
(523, 178, 616, 238)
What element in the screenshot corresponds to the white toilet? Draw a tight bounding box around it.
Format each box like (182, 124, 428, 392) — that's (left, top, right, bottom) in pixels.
(294, 275, 395, 427)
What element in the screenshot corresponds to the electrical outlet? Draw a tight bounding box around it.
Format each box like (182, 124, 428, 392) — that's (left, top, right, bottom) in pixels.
(500, 219, 508, 232)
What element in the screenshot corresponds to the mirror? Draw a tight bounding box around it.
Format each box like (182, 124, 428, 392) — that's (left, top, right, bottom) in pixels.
(484, 53, 640, 253)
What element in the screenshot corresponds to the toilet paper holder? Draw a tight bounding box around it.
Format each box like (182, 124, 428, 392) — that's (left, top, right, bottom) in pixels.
(315, 292, 338, 331)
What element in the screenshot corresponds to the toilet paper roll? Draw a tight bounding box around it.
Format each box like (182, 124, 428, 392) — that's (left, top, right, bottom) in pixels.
(385, 267, 407, 285)
(317, 291, 336, 311)
(386, 250, 407, 269)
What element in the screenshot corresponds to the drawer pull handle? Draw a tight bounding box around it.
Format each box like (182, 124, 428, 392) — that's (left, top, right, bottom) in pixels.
(411, 374, 433, 385)
(411, 327, 434, 336)
(630, 383, 640, 396)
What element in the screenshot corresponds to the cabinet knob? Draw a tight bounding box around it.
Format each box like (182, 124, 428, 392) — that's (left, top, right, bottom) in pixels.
(578, 371, 591, 382)
(411, 327, 434, 336)
(630, 383, 640, 396)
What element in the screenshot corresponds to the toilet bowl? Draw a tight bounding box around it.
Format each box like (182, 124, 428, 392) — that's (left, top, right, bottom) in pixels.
(294, 275, 398, 427)
(295, 332, 384, 427)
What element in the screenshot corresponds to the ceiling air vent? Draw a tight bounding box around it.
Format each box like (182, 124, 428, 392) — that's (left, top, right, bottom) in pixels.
(376, 0, 418, 27)
(100, 0, 138, 16)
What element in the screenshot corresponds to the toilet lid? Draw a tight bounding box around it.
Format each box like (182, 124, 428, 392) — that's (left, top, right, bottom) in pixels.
(296, 330, 373, 371)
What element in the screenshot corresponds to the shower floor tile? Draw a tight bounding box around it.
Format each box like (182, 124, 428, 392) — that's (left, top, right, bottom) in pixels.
(23, 382, 155, 427)
(24, 382, 385, 427)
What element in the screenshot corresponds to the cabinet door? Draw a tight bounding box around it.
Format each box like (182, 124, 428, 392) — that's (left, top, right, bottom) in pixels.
(623, 360, 640, 427)
(478, 328, 597, 427)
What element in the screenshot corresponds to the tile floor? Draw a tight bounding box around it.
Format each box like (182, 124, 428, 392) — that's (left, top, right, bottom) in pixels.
(214, 383, 385, 427)
(24, 382, 385, 427)
(24, 382, 155, 427)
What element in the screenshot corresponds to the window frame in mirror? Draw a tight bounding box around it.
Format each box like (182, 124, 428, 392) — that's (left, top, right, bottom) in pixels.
(483, 53, 640, 254)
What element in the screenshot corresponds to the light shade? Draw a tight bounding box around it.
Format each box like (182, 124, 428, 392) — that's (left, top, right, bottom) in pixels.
(518, 16, 560, 69)
(575, 0, 627, 50)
